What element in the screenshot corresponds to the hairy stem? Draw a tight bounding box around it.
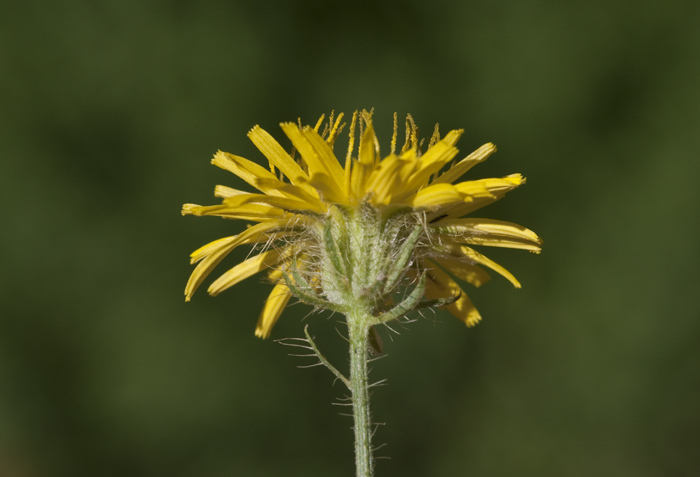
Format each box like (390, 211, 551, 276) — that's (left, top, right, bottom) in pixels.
(348, 311, 374, 477)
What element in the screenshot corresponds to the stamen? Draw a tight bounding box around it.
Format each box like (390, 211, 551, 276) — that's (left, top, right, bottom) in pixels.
(314, 114, 325, 132)
(333, 122, 346, 145)
(391, 112, 398, 155)
(358, 110, 366, 144)
(327, 111, 345, 146)
(428, 123, 440, 148)
(322, 110, 335, 140)
(407, 114, 418, 151)
(345, 110, 358, 194)
(401, 115, 411, 154)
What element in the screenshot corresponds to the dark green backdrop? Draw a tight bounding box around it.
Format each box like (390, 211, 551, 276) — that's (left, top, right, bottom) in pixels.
(2, 1, 699, 476)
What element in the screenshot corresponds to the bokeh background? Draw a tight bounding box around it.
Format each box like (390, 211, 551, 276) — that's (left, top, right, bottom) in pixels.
(2, 1, 699, 476)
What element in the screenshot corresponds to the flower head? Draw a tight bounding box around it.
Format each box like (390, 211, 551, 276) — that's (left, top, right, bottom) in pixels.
(183, 110, 542, 338)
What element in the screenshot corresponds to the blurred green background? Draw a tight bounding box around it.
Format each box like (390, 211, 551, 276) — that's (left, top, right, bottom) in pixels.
(2, 1, 699, 475)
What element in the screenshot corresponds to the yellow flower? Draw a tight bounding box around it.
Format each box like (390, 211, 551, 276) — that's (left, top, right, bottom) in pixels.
(183, 110, 542, 338)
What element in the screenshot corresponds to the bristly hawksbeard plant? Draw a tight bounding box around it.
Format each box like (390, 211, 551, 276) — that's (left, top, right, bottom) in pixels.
(183, 110, 542, 477)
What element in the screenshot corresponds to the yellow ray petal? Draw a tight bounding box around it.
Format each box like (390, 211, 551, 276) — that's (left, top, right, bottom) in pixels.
(432, 218, 543, 252)
(411, 183, 464, 209)
(364, 154, 413, 206)
(212, 151, 285, 197)
(255, 282, 292, 339)
(400, 129, 463, 192)
(461, 175, 524, 195)
(214, 151, 321, 204)
(185, 242, 239, 301)
(424, 262, 482, 326)
(301, 126, 347, 188)
(400, 147, 417, 161)
(224, 193, 325, 214)
(443, 243, 521, 288)
(440, 234, 542, 252)
(433, 143, 496, 185)
(208, 247, 288, 297)
(434, 218, 540, 241)
(185, 221, 294, 301)
(305, 172, 349, 204)
(214, 185, 248, 199)
(181, 202, 286, 221)
(350, 163, 373, 202)
(428, 174, 525, 220)
(453, 181, 495, 199)
(252, 177, 321, 204)
(280, 123, 345, 195)
(350, 123, 377, 200)
(189, 236, 239, 264)
(409, 172, 497, 211)
(247, 125, 315, 195)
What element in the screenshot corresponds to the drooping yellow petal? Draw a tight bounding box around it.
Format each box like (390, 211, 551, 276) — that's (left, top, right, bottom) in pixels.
(208, 247, 288, 297)
(443, 243, 521, 288)
(433, 257, 491, 288)
(255, 282, 292, 339)
(189, 236, 239, 264)
(185, 237, 240, 301)
(424, 262, 482, 326)
(433, 143, 496, 185)
(185, 221, 295, 301)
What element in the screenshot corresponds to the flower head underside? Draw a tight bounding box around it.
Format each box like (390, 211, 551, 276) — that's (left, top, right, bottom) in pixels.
(183, 110, 542, 338)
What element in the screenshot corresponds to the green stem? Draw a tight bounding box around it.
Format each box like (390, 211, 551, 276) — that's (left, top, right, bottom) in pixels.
(348, 312, 374, 477)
